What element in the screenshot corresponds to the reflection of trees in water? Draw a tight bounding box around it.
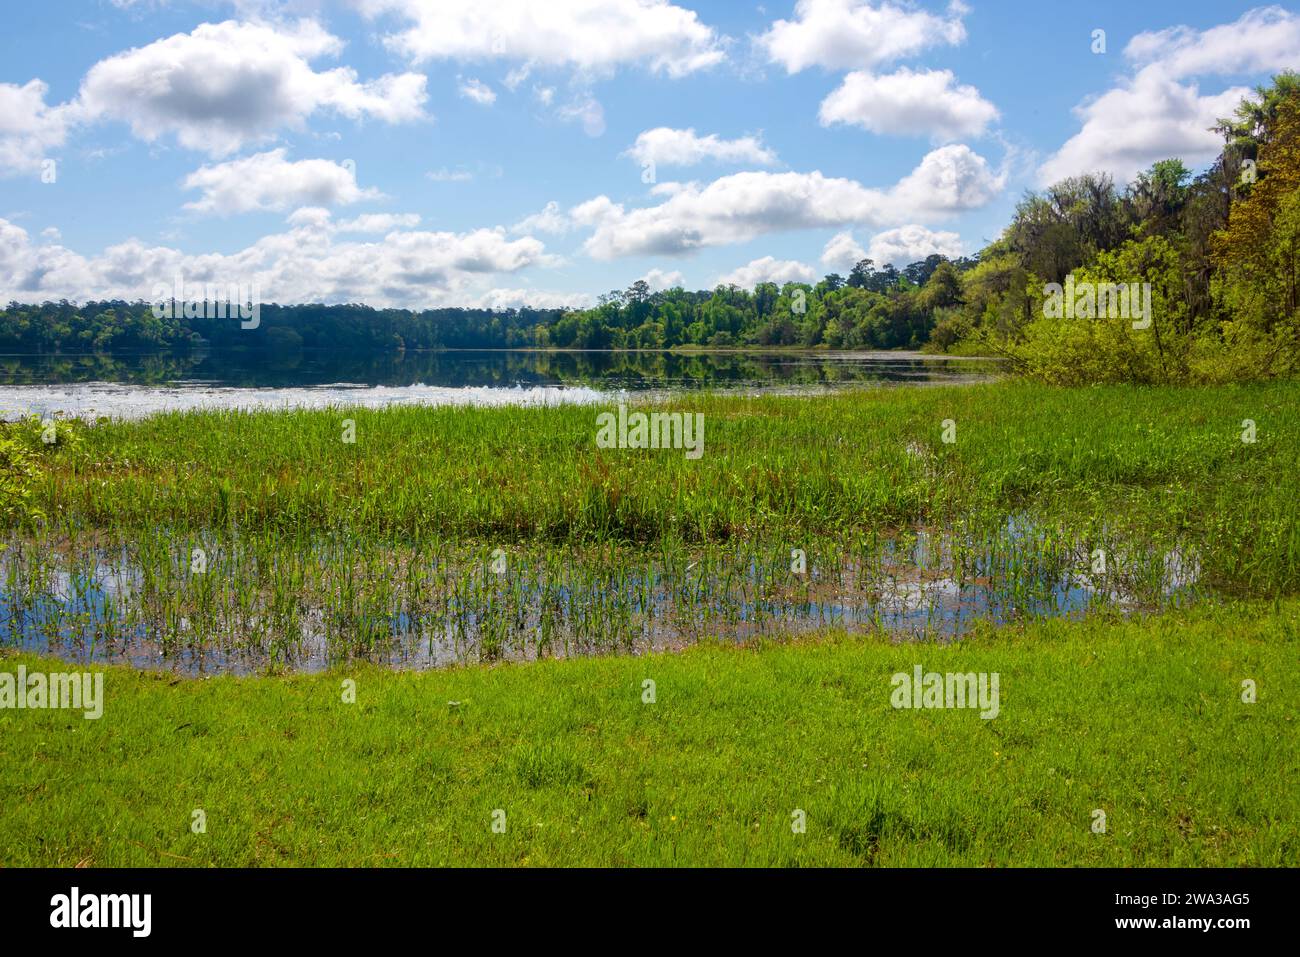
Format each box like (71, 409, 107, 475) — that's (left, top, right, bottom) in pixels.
(1, 349, 998, 389)
(0, 353, 201, 385)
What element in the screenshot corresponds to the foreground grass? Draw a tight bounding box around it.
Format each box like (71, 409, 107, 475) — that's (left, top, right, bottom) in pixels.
(3, 599, 1296, 867)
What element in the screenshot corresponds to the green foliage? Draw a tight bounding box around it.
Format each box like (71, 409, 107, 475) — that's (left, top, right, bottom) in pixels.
(0, 416, 77, 524)
(991, 236, 1190, 384)
(956, 73, 1300, 383)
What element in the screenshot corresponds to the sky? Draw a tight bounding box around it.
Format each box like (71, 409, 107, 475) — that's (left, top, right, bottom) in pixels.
(1, 0, 1298, 310)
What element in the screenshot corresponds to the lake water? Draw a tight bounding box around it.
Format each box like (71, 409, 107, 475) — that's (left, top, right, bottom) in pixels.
(0, 349, 1001, 419)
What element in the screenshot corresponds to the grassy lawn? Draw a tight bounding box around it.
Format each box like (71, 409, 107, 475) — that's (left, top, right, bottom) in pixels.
(3, 598, 1296, 867)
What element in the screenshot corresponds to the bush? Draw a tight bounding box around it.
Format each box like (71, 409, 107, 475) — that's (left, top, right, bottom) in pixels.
(0, 416, 79, 525)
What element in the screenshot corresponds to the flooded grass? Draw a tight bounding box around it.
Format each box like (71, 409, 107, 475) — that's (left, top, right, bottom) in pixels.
(2, 521, 1201, 673)
(3, 379, 1296, 672)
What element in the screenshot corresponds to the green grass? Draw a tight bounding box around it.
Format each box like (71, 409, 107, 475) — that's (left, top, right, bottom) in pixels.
(6, 379, 1294, 667)
(2, 599, 1296, 866)
(32, 379, 1299, 589)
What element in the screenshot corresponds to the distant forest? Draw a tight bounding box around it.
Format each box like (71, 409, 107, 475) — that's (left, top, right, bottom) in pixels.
(0, 251, 969, 356)
(3, 74, 1298, 384)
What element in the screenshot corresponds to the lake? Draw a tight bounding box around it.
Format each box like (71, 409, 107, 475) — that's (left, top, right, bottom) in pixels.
(0, 348, 1001, 419)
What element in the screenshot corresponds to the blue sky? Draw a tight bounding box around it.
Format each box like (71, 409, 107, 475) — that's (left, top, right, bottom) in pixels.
(1, 0, 1296, 309)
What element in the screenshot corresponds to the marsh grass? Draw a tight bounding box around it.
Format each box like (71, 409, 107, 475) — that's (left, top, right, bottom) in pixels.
(3, 379, 1296, 670)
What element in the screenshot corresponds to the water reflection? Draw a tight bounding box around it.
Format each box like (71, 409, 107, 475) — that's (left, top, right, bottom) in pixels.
(2, 521, 1196, 676)
(0, 348, 999, 400)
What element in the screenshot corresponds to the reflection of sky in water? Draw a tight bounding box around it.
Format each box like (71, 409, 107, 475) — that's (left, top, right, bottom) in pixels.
(0, 351, 1002, 420)
(2, 525, 1202, 677)
(0, 382, 610, 422)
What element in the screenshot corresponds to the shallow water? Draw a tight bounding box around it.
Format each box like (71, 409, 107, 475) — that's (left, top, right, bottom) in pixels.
(0, 348, 1001, 420)
(1, 521, 1200, 675)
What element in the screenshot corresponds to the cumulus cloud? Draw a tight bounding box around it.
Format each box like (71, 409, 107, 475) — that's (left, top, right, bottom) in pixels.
(0, 80, 73, 177)
(640, 267, 685, 291)
(715, 256, 815, 288)
(576, 144, 1003, 259)
(625, 127, 777, 167)
(824, 225, 961, 269)
(820, 230, 867, 270)
(1039, 6, 1300, 185)
(181, 149, 380, 215)
(471, 287, 592, 310)
(819, 67, 997, 141)
(458, 77, 497, 105)
(888, 143, 1005, 213)
(76, 19, 428, 157)
(355, 0, 726, 77)
(759, 0, 967, 74)
(0, 212, 564, 309)
(865, 224, 963, 266)
(511, 201, 571, 235)
(1124, 5, 1300, 77)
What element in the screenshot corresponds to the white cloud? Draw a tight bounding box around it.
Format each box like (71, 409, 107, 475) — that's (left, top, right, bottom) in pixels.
(1038, 71, 1246, 186)
(639, 267, 685, 291)
(759, 0, 967, 74)
(715, 256, 815, 288)
(0, 80, 73, 177)
(356, 0, 726, 77)
(534, 86, 556, 106)
(181, 149, 380, 215)
(471, 287, 592, 309)
(336, 212, 422, 232)
(569, 195, 622, 227)
(1039, 6, 1300, 184)
(820, 230, 867, 270)
(824, 225, 962, 270)
(0, 212, 562, 309)
(77, 19, 428, 157)
(458, 77, 497, 105)
(1124, 5, 1300, 78)
(819, 67, 997, 141)
(865, 224, 963, 266)
(888, 143, 1005, 214)
(511, 201, 570, 235)
(625, 127, 777, 167)
(576, 144, 1003, 259)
